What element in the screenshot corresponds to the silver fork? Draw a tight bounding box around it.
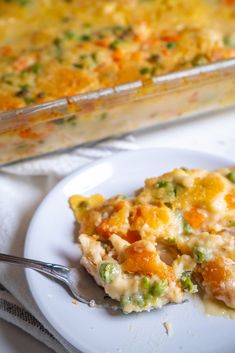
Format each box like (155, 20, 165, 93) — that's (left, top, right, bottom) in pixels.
(0, 253, 120, 310)
(0, 253, 188, 312)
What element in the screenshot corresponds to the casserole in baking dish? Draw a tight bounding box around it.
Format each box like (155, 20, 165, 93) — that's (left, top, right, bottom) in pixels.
(1, 0, 235, 164)
(1, 0, 235, 110)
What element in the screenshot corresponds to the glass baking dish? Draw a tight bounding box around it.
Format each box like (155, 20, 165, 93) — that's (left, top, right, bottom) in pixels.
(1, 58, 235, 166)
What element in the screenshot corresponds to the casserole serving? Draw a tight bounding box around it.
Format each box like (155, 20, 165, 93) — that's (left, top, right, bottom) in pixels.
(69, 166, 235, 313)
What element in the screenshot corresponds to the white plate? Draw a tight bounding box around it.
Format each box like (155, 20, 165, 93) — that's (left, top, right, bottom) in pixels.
(25, 148, 235, 353)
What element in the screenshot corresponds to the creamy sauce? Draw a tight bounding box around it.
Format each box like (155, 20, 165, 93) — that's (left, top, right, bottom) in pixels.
(203, 295, 235, 319)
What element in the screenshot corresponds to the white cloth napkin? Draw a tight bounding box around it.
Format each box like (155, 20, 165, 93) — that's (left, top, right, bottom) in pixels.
(0, 135, 137, 353)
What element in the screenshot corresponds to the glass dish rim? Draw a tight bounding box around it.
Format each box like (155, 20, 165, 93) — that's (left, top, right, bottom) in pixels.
(1, 57, 235, 124)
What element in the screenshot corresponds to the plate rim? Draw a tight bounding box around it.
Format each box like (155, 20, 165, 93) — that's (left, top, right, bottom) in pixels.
(24, 147, 235, 352)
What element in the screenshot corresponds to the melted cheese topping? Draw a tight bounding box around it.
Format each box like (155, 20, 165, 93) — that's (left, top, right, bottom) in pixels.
(1, 0, 235, 111)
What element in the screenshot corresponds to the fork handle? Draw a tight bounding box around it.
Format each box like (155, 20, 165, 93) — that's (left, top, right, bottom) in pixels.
(0, 253, 70, 282)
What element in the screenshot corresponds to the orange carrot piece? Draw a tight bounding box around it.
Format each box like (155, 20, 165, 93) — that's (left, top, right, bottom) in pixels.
(123, 230, 141, 244)
(225, 194, 235, 208)
(184, 207, 205, 228)
(161, 34, 179, 42)
(122, 241, 174, 279)
(112, 49, 123, 63)
(19, 128, 42, 140)
(0, 46, 13, 57)
(95, 39, 110, 48)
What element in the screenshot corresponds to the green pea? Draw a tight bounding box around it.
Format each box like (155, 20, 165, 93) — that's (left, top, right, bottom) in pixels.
(99, 262, 120, 284)
(150, 280, 168, 297)
(24, 96, 35, 105)
(183, 220, 192, 235)
(132, 293, 145, 307)
(112, 25, 125, 34)
(120, 294, 131, 312)
(79, 34, 91, 42)
(139, 67, 151, 75)
(30, 63, 42, 74)
(193, 247, 211, 264)
(64, 30, 76, 40)
(141, 276, 150, 291)
(143, 292, 154, 306)
(155, 180, 176, 202)
(109, 40, 121, 50)
(166, 42, 176, 49)
(155, 180, 169, 188)
(180, 272, 197, 293)
(228, 220, 235, 227)
(226, 172, 235, 184)
(73, 63, 84, 69)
